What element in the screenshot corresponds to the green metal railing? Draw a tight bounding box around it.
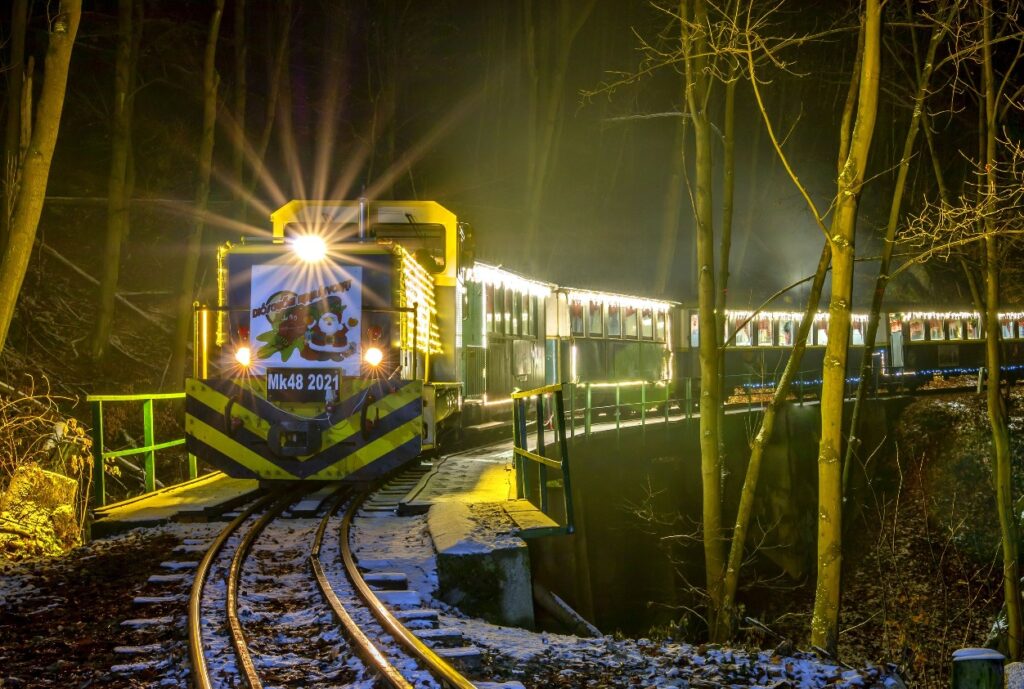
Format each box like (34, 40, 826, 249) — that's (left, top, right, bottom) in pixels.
(512, 383, 574, 534)
(567, 380, 684, 438)
(88, 393, 193, 507)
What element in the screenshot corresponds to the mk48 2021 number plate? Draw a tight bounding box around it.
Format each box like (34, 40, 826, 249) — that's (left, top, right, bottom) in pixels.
(266, 369, 341, 403)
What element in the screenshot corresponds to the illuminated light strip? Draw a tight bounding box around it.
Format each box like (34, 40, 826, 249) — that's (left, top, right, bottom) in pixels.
(216, 243, 232, 346)
(467, 262, 553, 298)
(567, 288, 671, 313)
(397, 247, 442, 354)
(588, 379, 670, 388)
(738, 364, 1024, 391)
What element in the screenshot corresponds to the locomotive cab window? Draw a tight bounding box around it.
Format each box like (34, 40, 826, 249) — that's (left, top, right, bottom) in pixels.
(690, 313, 699, 347)
(485, 284, 495, 333)
(656, 312, 666, 342)
(512, 292, 522, 336)
(372, 222, 446, 274)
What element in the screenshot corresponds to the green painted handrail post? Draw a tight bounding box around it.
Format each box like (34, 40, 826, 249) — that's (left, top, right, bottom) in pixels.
(569, 382, 576, 439)
(91, 401, 106, 507)
(664, 380, 670, 423)
(553, 389, 574, 534)
(585, 383, 592, 437)
(142, 399, 156, 493)
(536, 394, 548, 514)
(685, 377, 693, 420)
(615, 384, 621, 430)
(641, 381, 647, 427)
(188, 453, 198, 480)
(515, 398, 529, 499)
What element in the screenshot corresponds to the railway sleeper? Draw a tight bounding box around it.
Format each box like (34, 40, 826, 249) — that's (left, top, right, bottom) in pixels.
(363, 571, 408, 589)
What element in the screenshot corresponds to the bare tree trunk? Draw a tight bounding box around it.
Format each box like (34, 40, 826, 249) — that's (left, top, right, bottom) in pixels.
(713, 75, 737, 471)
(843, 0, 954, 493)
(0, 0, 81, 354)
(167, 0, 225, 388)
(981, 0, 1021, 660)
(91, 0, 140, 361)
(811, 0, 881, 656)
(679, 0, 727, 641)
(2, 0, 29, 254)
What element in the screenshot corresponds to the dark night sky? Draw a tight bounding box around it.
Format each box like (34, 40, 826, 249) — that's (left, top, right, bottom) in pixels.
(31, 0, 1015, 308)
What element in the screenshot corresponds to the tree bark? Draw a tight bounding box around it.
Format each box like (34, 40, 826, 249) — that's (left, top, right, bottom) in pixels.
(679, 0, 727, 642)
(2, 0, 29, 254)
(167, 0, 225, 388)
(981, 0, 1021, 660)
(91, 0, 140, 361)
(843, 0, 954, 493)
(0, 0, 81, 354)
(811, 0, 881, 656)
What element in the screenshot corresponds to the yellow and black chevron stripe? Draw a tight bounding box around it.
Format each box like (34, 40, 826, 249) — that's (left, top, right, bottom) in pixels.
(184, 377, 423, 480)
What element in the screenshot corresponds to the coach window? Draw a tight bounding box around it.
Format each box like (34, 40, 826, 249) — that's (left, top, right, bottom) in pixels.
(1000, 317, 1013, 339)
(730, 316, 752, 346)
(929, 319, 944, 340)
(966, 316, 981, 339)
(588, 301, 603, 337)
(607, 304, 622, 337)
(757, 317, 772, 346)
(814, 315, 829, 346)
(624, 306, 639, 338)
(505, 289, 515, 335)
(1018, 318, 1024, 339)
(779, 318, 796, 346)
(511, 291, 522, 336)
(656, 312, 666, 342)
(570, 300, 584, 337)
(690, 313, 699, 347)
(641, 308, 655, 340)
(909, 318, 925, 342)
(948, 318, 963, 340)
(485, 284, 495, 333)
(851, 319, 865, 345)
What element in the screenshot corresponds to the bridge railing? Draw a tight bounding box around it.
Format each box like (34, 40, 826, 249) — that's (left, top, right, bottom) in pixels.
(511, 383, 574, 535)
(88, 393, 194, 507)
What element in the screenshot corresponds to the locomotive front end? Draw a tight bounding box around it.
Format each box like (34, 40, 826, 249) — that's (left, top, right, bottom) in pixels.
(185, 200, 458, 482)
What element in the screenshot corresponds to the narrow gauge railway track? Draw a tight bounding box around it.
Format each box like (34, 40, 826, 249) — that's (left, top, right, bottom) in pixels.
(188, 466, 520, 689)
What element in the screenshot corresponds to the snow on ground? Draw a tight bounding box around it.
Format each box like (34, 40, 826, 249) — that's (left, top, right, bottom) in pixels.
(350, 501, 902, 689)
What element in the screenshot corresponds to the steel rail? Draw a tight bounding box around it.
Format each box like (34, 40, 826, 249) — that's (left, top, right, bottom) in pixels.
(225, 490, 305, 689)
(340, 490, 479, 689)
(309, 489, 415, 689)
(188, 492, 278, 689)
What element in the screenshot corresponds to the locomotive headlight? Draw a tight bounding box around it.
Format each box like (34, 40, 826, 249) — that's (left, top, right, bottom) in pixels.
(292, 234, 327, 263)
(363, 346, 384, 367)
(234, 346, 252, 367)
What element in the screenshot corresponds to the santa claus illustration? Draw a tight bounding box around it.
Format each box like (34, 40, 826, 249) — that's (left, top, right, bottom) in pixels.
(300, 297, 357, 361)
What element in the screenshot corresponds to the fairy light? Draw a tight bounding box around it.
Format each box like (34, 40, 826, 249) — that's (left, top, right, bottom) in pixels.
(467, 262, 553, 298)
(398, 246, 442, 354)
(567, 288, 672, 313)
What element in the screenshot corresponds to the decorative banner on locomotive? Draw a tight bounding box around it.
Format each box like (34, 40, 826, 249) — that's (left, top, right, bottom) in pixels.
(250, 263, 363, 374)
